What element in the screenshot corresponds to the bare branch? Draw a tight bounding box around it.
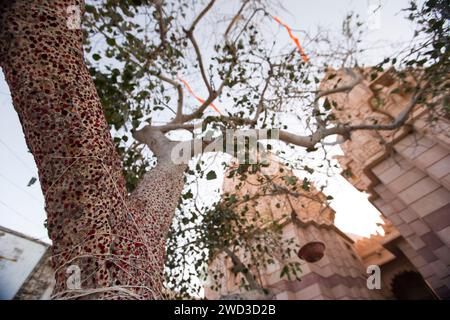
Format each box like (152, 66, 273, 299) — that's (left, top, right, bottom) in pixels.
(224, 0, 251, 43)
(154, 1, 168, 46)
(151, 72, 185, 122)
(183, 0, 218, 94)
(188, 0, 216, 33)
(184, 0, 250, 97)
(139, 80, 423, 161)
(180, 1, 251, 122)
(233, 7, 267, 43)
(277, 84, 425, 148)
(348, 89, 422, 131)
(184, 29, 213, 94)
(299, 67, 362, 131)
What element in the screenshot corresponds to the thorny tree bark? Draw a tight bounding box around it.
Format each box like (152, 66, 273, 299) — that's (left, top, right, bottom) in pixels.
(0, 0, 186, 299)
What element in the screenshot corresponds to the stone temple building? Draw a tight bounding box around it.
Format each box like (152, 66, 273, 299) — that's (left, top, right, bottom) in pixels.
(329, 67, 450, 299)
(205, 160, 384, 300)
(353, 217, 437, 299)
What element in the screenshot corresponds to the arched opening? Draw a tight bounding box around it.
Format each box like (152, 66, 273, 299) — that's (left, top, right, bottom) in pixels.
(391, 271, 437, 300)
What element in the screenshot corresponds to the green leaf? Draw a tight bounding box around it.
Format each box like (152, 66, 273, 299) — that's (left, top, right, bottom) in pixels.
(280, 265, 290, 279)
(206, 171, 217, 180)
(106, 38, 116, 46)
(303, 165, 315, 174)
(282, 175, 297, 186)
(27, 177, 37, 187)
(302, 178, 311, 191)
(182, 190, 193, 200)
(92, 53, 101, 61)
(306, 146, 318, 152)
(327, 73, 337, 80)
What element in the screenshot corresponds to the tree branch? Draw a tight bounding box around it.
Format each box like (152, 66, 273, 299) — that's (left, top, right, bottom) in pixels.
(136, 80, 425, 163)
(184, 0, 218, 95)
(188, 0, 216, 33)
(316, 68, 363, 99)
(184, 29, 213, 94)
(222, 247, 266, 293)
(312, 68, 363, 128)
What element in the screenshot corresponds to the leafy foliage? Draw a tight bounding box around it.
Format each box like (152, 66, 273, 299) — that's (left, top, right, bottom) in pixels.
(165, 163, 304, 298)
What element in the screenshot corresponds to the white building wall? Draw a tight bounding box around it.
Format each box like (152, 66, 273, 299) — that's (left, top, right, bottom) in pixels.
(0, 227, 47, 299)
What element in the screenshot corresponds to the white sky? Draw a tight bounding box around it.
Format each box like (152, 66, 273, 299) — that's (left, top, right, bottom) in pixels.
(0, 0, 417, 244)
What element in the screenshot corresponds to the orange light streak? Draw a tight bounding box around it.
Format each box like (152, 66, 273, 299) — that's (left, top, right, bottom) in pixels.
(178, 77, 222, 115)
(273, 16, 309, 62)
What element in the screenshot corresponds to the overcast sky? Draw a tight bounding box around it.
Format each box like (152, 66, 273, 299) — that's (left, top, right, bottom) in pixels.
(0, 0, 417, 243)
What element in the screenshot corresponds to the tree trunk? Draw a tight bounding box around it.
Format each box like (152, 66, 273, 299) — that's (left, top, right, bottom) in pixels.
(0, 0, 185, 299)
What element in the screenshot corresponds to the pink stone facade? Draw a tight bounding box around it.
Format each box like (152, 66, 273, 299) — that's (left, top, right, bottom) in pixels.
(206, 68, 449, 300)
(205, 161, 382, 300)
(330, 68, 450, 299)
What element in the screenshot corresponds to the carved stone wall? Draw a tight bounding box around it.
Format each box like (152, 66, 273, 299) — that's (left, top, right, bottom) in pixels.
(327, 68, 450, 299)
(205, 161, 383, 300)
